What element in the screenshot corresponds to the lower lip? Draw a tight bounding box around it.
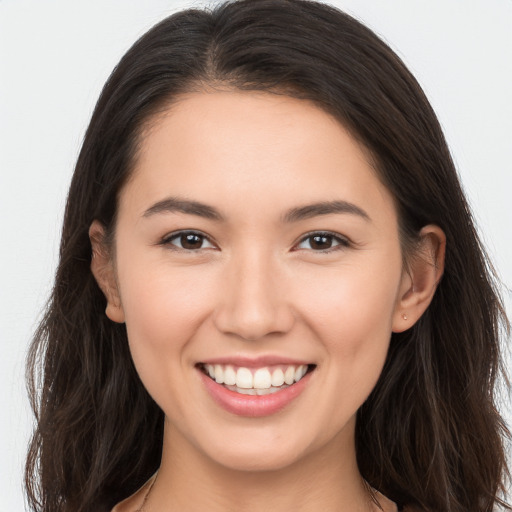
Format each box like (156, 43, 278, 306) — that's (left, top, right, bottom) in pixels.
(198, 369, 312, 417)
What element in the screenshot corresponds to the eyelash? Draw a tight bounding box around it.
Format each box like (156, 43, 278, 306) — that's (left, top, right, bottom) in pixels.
(159, 231, 216, 252)
(159, 230, 351, 253)
(294, 231, 351, 253)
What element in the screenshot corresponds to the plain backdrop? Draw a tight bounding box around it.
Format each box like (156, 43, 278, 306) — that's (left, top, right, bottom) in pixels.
(1, 0, 511, 509)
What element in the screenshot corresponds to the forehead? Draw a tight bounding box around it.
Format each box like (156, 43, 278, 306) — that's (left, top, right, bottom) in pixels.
(120, 90, 397, 226)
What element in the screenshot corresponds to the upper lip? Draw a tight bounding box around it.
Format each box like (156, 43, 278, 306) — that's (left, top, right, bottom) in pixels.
(198, 355, 314, 368)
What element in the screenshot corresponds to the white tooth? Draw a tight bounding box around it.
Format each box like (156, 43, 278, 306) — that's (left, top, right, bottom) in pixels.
(284, 366, 295, 385)
(257, 385, 290, 395)
(301, 365, 308, 377)
(294, 365, 306, 382)
(253, 368, 272, 389)
(271, 368, 285, 387)
(236, 367, 253, 389)
(223, 365, 236, 386)
(207, 364, 215, 379)
(237, 387, 256, 395)
(214, 364, 224, 384)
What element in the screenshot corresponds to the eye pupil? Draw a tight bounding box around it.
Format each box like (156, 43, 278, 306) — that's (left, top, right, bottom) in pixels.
(181, 233, 203, 249)
(311, 235, 332, 250)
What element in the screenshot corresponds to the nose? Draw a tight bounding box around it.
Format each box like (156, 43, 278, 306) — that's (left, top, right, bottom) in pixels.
(213, 251, 295, 341)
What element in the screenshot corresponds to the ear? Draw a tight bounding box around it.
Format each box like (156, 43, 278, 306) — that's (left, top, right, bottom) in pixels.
(89, 220, 125, 323)
(392, 224, 446, 333)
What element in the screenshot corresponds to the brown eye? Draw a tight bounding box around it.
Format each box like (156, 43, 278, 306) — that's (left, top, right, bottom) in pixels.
(163, 231, 215, 251)
(180, 233, 204, 249)
(296, 232, 349, 252)
(310, 235, 333, 250)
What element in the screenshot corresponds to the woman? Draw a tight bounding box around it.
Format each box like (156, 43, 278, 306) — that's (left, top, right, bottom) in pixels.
(25, 1, 510, 511)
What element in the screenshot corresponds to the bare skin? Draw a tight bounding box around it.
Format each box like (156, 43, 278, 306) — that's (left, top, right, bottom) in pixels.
(92, 91, 445, 512)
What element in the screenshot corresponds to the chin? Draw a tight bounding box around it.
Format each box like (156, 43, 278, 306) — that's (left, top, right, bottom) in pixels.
(188, 425, 310, 473)
(209, 444, 307, 473)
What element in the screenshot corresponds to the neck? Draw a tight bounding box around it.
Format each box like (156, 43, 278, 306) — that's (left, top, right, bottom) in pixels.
(148, 418, 375, 512)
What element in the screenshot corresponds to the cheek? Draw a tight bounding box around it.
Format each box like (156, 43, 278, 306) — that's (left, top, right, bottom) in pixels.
(296, 256, 401, 380)
(116, 259, 216, 377)
(296, 264, 401, 428)
(300, 256, 401, 333)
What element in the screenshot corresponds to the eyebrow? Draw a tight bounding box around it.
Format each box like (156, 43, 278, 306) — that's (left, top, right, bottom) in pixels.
(282, 200, 370, 223)
(142, 197, 370, 223)
(143, 197, 224, 221)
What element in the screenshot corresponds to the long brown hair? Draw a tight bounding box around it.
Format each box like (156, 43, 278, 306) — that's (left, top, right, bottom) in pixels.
(25, 1, 510, 511)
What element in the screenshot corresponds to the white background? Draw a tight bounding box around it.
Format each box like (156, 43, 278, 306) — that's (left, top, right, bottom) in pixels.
(1, 0, 511, 509)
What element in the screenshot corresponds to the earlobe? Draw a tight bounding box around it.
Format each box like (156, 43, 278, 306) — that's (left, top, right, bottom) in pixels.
(89, 220, 125, 323)
(392, 224, 446, 333)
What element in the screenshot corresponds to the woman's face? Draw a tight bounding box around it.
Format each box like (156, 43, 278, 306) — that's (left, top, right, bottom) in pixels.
(108, 91, 409, 471)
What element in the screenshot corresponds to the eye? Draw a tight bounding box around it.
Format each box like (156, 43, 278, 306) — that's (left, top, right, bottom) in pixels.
(295, 231, 350, 252)
(161, 231, 216, 251)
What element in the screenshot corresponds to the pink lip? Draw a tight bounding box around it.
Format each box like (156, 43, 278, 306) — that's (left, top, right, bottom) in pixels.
(198, 367, 313, 417)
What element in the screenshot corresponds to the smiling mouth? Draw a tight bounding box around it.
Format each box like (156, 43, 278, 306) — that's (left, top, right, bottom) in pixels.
(198, 363, 316, 396)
